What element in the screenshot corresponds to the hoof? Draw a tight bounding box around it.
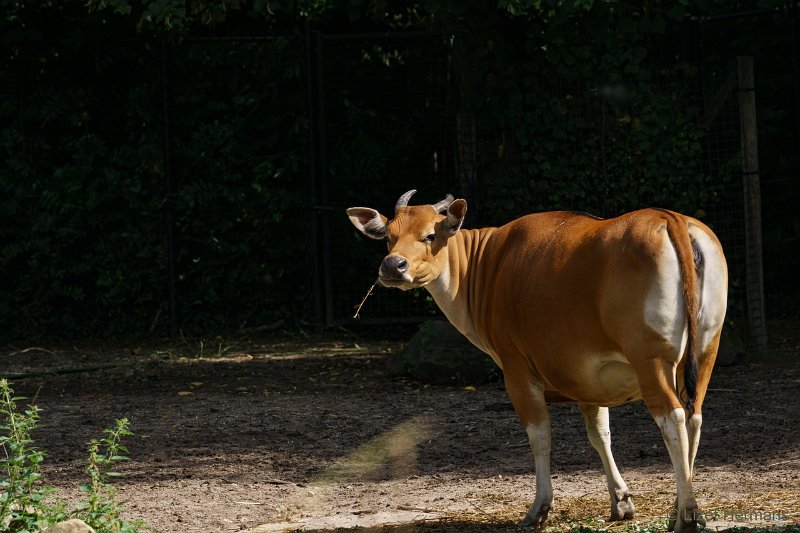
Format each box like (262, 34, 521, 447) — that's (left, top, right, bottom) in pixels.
(610, 493, 635, 521)
(668, 499, 678, 531)
(671, 506, 705, 533)
(520, 504, 551, 529)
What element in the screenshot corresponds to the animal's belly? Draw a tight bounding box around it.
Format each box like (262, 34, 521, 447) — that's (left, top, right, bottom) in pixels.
(545, 356, 642, 407)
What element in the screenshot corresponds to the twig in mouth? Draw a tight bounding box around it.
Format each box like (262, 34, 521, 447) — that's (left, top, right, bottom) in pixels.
(353, 279, 380, 319)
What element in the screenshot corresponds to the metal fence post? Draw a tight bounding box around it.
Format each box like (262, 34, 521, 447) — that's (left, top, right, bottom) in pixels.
(160, 39, 178, 335)
(306, 23, 334, 327)
(737, 55, 768, 356)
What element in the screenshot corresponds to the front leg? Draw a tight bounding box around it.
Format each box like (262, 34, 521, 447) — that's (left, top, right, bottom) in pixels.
(519, 419, 553, 528)
(504, 373, 553, 528)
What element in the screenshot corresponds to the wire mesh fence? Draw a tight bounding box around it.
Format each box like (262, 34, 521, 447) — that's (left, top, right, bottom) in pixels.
(318, 32, 752, 331)
(312, 32, 456, 324)
(697, 58, 748, 321)
(3, 22, 767, 336)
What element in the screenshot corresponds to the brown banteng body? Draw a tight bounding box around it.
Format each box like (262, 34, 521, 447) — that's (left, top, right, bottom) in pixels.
(347, 191, 728, 532)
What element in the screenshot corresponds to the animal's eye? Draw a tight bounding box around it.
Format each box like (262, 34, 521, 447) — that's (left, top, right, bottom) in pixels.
(424, 233, 436, 242)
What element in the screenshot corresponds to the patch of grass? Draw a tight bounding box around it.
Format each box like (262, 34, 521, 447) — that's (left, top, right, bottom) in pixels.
(176, 332, 239, 359)
(0, 379, 153, 532)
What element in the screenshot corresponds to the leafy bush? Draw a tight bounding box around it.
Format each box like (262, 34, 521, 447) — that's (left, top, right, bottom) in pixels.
(0, 379, 150, 532)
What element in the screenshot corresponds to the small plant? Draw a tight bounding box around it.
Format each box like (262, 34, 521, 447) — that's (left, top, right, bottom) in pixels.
(74, 418, 149, 532)
(178, 331, 237, 359)
(0, 379, 151, 532)
(0, 379, 67, 532)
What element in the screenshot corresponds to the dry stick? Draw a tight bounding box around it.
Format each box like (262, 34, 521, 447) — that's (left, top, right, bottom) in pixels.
(30, 384, 43, 405)
(396, 505, 437, 514)
(7, 346, 57, 357)
(148, 306, 162, 334)
(264, 478, 301, 486)
(768, 459, 800, 468)
(3, 362, 125, 381)
(353, 279, 380, 319)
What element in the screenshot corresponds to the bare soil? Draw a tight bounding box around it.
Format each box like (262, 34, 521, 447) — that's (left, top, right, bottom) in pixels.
(4, 321, 800, 533)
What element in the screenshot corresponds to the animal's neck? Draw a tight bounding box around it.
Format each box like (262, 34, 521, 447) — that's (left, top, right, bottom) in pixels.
(426, 227, 495, 352)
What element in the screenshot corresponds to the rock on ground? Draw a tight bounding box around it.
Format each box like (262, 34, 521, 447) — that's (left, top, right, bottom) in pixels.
(41, 519, 95, 533)
(386, 320, 500, 385)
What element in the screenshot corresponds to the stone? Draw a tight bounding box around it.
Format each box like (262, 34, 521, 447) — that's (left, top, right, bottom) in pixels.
(387, 320, 500, 385)
(42, 519, 96, 533)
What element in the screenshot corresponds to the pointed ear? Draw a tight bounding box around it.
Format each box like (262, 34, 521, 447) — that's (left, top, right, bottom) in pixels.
(346, 207, 388, 240)
(443, 199, 467, 235)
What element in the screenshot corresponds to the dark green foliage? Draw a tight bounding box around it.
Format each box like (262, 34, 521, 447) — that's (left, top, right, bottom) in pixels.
(0, 0, 797, 338)
(442, 2, 719, 221)
(0, 11, 167, 336)
(168, 38, 309, 330)
(0, 2, 309, 337)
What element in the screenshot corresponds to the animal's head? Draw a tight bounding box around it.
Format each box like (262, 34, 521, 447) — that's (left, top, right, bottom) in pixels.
(347, 190, 467, 290)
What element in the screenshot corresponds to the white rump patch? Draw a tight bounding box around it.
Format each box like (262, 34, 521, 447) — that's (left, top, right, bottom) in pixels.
(644, 233, 688, 356)
(689, 225, 728, 352)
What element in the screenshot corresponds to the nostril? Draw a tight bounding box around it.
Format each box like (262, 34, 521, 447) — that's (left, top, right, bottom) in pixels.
(381, 255, 409, 276)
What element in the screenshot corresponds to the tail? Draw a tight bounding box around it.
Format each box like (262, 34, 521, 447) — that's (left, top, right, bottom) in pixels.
(663, 211, 700, 416)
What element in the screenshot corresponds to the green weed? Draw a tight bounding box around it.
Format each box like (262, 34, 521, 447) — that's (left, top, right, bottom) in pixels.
(0, 379, 152, 532)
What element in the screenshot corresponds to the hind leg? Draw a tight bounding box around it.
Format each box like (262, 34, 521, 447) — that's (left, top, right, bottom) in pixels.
(579, 404, 635, 521)
(633, 356, 703, 533)
(686, 332, 720, 475)
(668, 333, 721, 530)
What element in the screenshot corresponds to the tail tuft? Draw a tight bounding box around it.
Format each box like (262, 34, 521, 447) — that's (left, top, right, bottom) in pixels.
(683, 345, 698, 416)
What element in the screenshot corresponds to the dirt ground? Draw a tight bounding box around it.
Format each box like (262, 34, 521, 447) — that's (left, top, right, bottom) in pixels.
(4, 321, 800, 533)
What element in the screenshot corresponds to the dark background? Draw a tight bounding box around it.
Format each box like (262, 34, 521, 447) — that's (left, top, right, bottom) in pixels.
(1, 0, 797, 340)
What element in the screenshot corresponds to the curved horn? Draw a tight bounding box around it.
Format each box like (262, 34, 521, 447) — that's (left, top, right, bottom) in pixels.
(395, 189, 417, 213)
(432, 194, 455, 213)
